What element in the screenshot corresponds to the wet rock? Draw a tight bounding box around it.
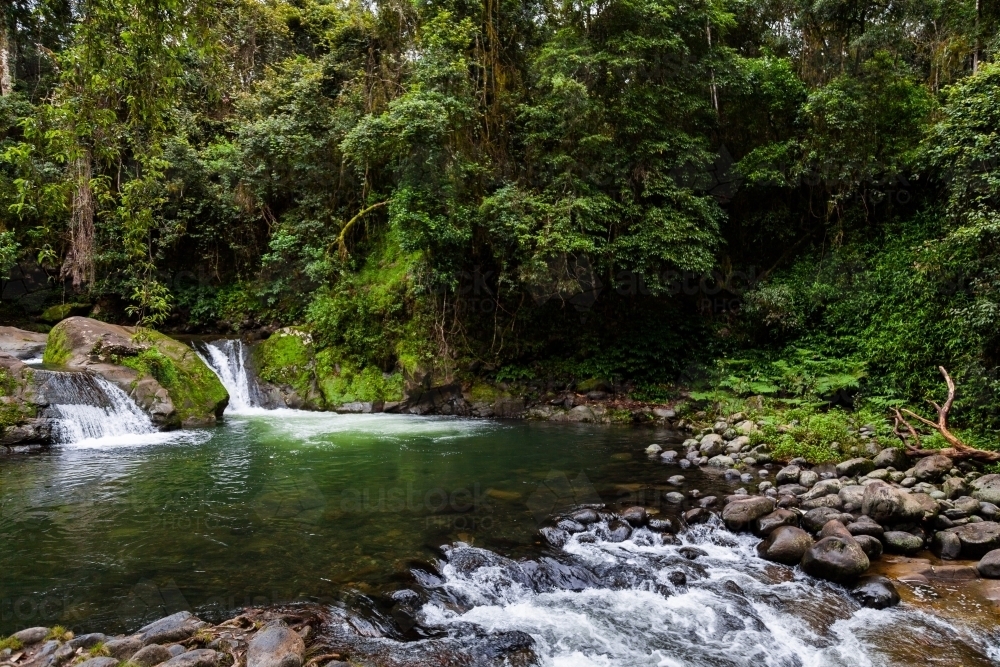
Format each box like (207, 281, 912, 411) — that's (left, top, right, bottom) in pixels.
(707, 455, 735, 468)
(946, 521, 1000, 559)
(802, 507, 848, 533)
(846, 516, 884, 538)
(838, 485, 866, 511)
(913, 455, 953, 482)
(159, 649, 220, 667)
(722, 496, 775, 531)
(570, 509, 600, 524)
(556, 519, 585, 534)
(836, 458, 875, 478)
(819, 520, 854, 541)
(664, 492, 685, 504)
(755, 509, 798, 536)
(606, 520, 632, 542)
(777, 484, 808, 497)
(13, 628, 50, 645)
(666, 475, 685, 486)
(976, 549, 1000, 578)
(798, 470, 819, 488)
(776, 495, 800, 509)
(801, 495, 844, 511)
(619, 506, 647, 526)
(883, 531, 924, 554)
(105, 637, 143, 660)
(645, 444, 662, 455)
(800, 479, 842, 502)
(873, 448, 908, 470)
(699, 434, 724, 457)
(850, 575, 900, 609)
(970, 474, 1000, 505)
(138, 611, 205, 646)
(248, 624, 305, 667)
(540, 527, 570, 547)
(131, 644, 174, 667)
(943, 477, 968, 500)
(776, 465, 801, 484)
(854, 535, 883, 560)
(861, 481, 923, 524)
(698, 495, 718, 508)
(69, 634, 106, 650)
(800, 537, 870, 583)
(679, 546, 707, 560)
(683, 508, 712, 525)
(757, 526, 813, 565)
(647, 518, 676, 533)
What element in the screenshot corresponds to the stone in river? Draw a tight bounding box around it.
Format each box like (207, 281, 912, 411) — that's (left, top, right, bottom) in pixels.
(755, 509, 798, 536)
(131, 644, 174, 667)
(757, 526, 813, 565)
(976, 549, 1000, 578)
(159, 650, 221, 667)
(801, 495, 844, 511)
(850, 575, 900, 609)
(913, 455, 953, 482)
(664, 492, 685, 504)
(557, 519, 585, 534)
(248, 624, 305, 667)
(683, 508, 711, 525)
(666, 475, 685, 486)
(620, 506, 648, 526)
(819, 520, 854, 541)
(802, 507, 847, 533)
(946, 521, 1000, 559)
(836, 458, 875, 478)
(647, 518, 676, 533)
(138, 611, 205, 646)
(76, 659, 119, 667)
(970, 474, 1000, 505)
(800, 537, 870, 583)
(570, 509, 599, 524)
(854, 535, 883, 560)
(105, 637, 143, 660)
(932, 530, 962, 560)
(13, 628, 49, 645)
(861, 481, 923, 524)
(775, 465, 801, 484)
(540, 527, 570, 547)
(722, 496, 775, 531)
(605, 520, 632, 542)
(883, 531, 924, 554)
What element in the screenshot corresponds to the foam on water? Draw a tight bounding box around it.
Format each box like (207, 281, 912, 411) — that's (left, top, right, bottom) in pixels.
(419, 519, 999, 666)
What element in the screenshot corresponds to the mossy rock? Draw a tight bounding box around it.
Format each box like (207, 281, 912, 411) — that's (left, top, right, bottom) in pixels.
(252, 328, 325, 409)
(39, 302, 91, 324)
(315, 350, 404, 405)
(576, 378, 613, 393)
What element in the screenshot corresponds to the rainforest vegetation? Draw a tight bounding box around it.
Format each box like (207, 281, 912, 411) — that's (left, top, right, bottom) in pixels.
(1, 0, 1000, 432)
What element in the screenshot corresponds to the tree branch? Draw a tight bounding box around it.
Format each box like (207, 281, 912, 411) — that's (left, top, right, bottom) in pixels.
(332, 201, 388, 259)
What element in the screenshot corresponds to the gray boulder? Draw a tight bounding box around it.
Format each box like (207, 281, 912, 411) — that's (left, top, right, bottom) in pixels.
(836, 458, 875, 478)
(619, 506, 647, 526)
(76, 659, 119, 667)
(942, 477, 968, 500)
(850, 575, 900, 609)
(722, 496, 775, 531)
(131, 645, 174, 667)
(138, 611, 205, 646)
(800, 479, 842, 502)
(976, 549, 1000, 578)
(854, 535, 883, 560)
(970, 474, 1000, 505)
(699, 434, 724, 457)
(931, 531, 963, 560)
(838, 485, 866, 511)
(775, 465, 801, 484)
(882, 531, 923, 554)
(757, 526, 814, 565)
(802, 507, 852, 533)
(800, 537, 870, 583)
(861, 481, 923, 524)
(873, 448, 908, 470)
(913, 455, 953, 482)
(13, 627, 49, 645)
(946, 521, 1000, 559)
(755, 509, 799, 536)
(158, 650, 220, 667)
(247, 624, 305, 667)
(104, 637, 143, 660)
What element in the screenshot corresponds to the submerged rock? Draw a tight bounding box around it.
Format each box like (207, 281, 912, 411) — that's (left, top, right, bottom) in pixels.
(850, 576, 900, 609)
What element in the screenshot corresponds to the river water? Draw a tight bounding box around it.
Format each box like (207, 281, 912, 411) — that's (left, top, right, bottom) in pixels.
(1, 348, 998, 664)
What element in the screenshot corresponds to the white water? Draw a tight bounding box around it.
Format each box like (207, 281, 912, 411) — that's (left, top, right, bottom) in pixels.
(47, 373, 170, 448)
(420, 519, 1000, 666)
(196, 339, 260, 413)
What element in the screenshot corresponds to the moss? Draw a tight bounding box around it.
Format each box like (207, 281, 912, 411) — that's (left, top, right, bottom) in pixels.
(0, 636, 23, 651)
(253, 328, 320, 403)
(315, 352, 404, 405)
(88, 643, 110, 657)
(43, 325, 72, 366)
(465, 382, 504, 403)
(40, 303, 89, 324)
(46, 626, 72, 641)
(576, 378, 612, 393)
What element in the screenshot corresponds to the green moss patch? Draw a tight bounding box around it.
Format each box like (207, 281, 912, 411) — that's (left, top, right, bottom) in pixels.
(253, 328, 321, 404)
(316, 351, 404, 405)
(42, 325, 72, 366)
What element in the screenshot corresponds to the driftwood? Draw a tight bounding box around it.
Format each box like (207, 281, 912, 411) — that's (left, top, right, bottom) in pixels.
(892, 366, 1000, 463)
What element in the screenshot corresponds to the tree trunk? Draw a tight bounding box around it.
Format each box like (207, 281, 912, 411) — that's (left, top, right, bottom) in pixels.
(0, 14, 12, 96)
(61, 154, 95, 289)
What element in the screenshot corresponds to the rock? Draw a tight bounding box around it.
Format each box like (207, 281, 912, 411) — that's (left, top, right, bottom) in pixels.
(0, 327, 47, 360)
(606, 520, 632, 542)
(913, 455, 953, 482)
(861, 481, 924, 524)
(698, 434, 724, 457)
(664, 492, 685, 504)
(540, 527, 570, 547)
(570, 509, 600, 524)
(138, 611, 205, 646)
(942, 477, 968, 499)
(838, 485, 866, 511)
(69, 635, 106, 650)
(757, 526, 813, 564)
(932, 531, 963, 559)
(946, 521, 1000, 559)
(727, 435, 750, 453)
(44, 318, 228, 427)
(619, 506, 647, 526)
(105, 637, 143, 660)
(76, 659, 119, 667)
(683, 508, 711, 525)
(247, 624, 305, 667)
(707, 455, 735, 467)
(679, 546, 708, 560)
(645, 444, 662, 455)
(854, 535, 883, 560)
(158, 650, 220, 667)
(798, 470, 819, 488)
(836, 458, 875, 478)
(647, 518, 676, 533)
(819, 520, 854, 541)
(800, 537, 870, 583)
(981, 502, 1000, 520)
(800, 479, 842, 502)
(722, 496, 775, 531)
(775, 465, 801, 484)
(131, 644, 174, 667)
(846, 517, 884, 538)
(801, 494, 844, 510)
(976, 549, 1000, 578)
(873, 448, 908, 470)
(802, 507, 849, 533)
(13, 627, 49, 645)
(666, 475, 685, 486)
(970, 474, 1000, 505)
(755, 509, 798, 536)
(850, 576, 900, 609)
(883, 531, 924, 554)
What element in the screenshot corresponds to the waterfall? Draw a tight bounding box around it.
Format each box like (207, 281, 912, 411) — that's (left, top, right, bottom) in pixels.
(195, 339, 260, 413)
(41, 372, 157, 444)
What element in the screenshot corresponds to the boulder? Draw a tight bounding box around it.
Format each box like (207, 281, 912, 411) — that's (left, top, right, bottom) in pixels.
(854, 535, 883, 560)
(0, 327, 47, 360)
(76, 659, 119, 667)
(619, 506, 647, 526)
(755, 509, 799, 536)
(882, 531, 923, 554)
(137, 611, 206, 646)
(800, 479, 842, 503)
(819, 520, 854, 541)
(850, 575, 900, 609)
(13, 627, 50, 645)
(800, 537, 870, 583)
(722, 496, 775, 531)
(801, 495, 844, 510)
(836, 458, 875, 478)
(861, 481, 923, 524)
(976, 549, 1000, 578)
(247, 624, 305, 667)
(912, 454, 953, 482)
(873, 448, 908, 470)
(44, 318, 228, 427)
(970, 474, 1000, 506)
(942, 477, 968, 500)
(802, 507, 852, 533)
(158, 650, 220, 667)
(946, 521, 1000, 559)
(798, 470, 819, 488)
(104, 637, 143, 660)
(698, 434, 724, 457)
(131, 644, 174, 667)
(540, 527, 570, 547)
(683, 508, 712, 525)
(846, 517, 883, 538)
(775, 465, 801, 484)
(838, 485, 866, 511)
(931, 531, 963, 560)
(757, 526, 814, 564)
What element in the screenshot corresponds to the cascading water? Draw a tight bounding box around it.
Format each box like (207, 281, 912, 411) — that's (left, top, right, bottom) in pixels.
(195, 339, 260, 413)
(40, 372, 158, 444)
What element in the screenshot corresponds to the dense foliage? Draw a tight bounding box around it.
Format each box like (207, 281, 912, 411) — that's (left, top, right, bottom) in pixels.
(1, 0, 1000, 428)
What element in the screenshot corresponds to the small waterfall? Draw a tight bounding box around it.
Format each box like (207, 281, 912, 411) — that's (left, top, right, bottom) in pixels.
(41, 372, 157, 444)
(195, 339, 260, 413)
